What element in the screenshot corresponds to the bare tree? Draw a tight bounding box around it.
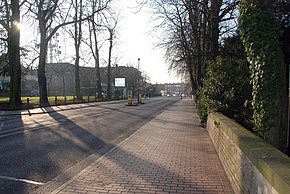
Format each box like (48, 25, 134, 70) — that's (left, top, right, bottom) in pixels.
(73, 0, 83, 100)
(89, 16, 103, 98)
(85, 1, 104, 98)
(150, 0, 200, 93)
(206, 0, 239, 60)
(27, 0, 66, 105)
(102, 11, 119, 100)
(27, 0, 110, 105)
(0, 0, 25, 106)
(144, 0, 239, 94)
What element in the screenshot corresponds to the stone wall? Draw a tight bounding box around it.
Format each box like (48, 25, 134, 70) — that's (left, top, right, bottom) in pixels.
(207, 113, 290, 194)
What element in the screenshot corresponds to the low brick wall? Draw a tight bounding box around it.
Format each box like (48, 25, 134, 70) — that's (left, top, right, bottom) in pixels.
(207, 113, 290, 194)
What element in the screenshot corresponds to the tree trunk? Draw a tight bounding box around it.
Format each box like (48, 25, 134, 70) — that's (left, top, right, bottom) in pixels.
(35, 2, 50, 106)
(62, 76, 66, 96)
(38, 17, 49, 106)
(8, 0, 22, 106)
(189, 66, 197, 95)
(107, 30, 113, 100)
(95, 51, 102, 98)
(186, 0, 203, 88)
(74, 0, 82, 100)
(281, 58, 288, 153)
(208, 0, 221, 60)
(92, 17, 102, 98)
(282, 27, 290, 155)
(75, 54, 81, 99)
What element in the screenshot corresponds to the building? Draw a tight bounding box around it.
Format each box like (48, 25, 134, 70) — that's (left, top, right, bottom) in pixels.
(46, 63, 143, 98)
(154, 83, 190, 97)
(1, 61, 191, 98)
(0, 65, 39, 97)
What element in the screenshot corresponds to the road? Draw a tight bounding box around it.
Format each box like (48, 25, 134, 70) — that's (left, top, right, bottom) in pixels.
(0, 97, 179, 194)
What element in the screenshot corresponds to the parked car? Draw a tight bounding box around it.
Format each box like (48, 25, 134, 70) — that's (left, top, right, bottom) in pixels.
(96, 92, 107, 98)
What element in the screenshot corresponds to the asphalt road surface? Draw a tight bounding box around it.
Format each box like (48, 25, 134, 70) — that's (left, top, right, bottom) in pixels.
(0, 97, 179, 194)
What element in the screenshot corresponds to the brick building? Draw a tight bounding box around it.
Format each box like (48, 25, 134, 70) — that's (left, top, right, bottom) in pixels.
(46, 63, 142, 98)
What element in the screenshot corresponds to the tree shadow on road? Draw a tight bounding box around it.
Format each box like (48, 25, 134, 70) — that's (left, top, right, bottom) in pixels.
(53, 99, 233, 193)
(59, 133, 232, 193)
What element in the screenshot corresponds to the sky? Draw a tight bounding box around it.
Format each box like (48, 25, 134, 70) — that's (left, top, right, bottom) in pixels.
(114, 0, 180, 84)
(19, 0, 181, 84)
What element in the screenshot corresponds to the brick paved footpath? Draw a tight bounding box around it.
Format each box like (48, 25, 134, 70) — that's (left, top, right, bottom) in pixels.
(49, 99, 233, 194)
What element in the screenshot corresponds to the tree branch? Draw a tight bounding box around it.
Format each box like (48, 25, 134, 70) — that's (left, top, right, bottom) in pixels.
(47, 0, 111, 41)
(0, 20, 9, 31)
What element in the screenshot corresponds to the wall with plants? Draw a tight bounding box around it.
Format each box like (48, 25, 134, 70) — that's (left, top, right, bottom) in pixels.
(239, 0, 287, 150)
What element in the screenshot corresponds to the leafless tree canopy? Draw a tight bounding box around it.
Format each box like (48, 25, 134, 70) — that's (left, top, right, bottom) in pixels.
(142, 0, 238, 93)
(0, 0, 239, 104)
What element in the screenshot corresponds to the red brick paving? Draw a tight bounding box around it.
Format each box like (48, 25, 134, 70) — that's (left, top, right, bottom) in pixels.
(50, 99, 233, 194)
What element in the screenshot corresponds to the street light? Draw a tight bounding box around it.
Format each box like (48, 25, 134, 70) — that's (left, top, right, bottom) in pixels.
(137, 58, 140, 103)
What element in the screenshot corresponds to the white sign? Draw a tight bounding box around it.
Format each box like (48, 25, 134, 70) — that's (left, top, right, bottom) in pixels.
(115, 78, 125, 87)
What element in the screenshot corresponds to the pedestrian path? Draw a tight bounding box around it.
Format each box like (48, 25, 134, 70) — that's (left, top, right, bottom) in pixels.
(48, 98, 233, 194)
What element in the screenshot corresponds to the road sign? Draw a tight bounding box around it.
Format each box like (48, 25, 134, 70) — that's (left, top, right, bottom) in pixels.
(115, 78, 125, 87)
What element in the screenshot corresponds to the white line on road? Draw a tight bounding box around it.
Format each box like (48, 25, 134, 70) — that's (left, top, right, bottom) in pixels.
(0, 111, 110, 138)
(0, 124, 57, 138)
(0, 175, 44, 185)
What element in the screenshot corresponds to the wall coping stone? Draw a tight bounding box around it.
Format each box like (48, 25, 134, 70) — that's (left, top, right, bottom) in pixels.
(208, 113, 290, 194)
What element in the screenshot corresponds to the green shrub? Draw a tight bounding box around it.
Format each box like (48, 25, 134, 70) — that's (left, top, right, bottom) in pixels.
(197, 56, 253, 130)
(196, 88, 208, 125)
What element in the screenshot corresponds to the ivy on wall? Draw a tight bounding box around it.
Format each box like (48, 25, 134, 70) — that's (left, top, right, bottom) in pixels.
(238, 0, 287, 149)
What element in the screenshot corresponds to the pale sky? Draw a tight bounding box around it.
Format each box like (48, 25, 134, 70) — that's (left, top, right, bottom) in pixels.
(116, 0, 180, 84)
(19, 0, 180, 84)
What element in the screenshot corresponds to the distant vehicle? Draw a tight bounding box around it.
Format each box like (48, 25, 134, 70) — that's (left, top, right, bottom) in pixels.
(102, 92, 107, 97)
(96, 92, 107, 98)
(30, 90, 39, 97)
(167, 94, 170, 97)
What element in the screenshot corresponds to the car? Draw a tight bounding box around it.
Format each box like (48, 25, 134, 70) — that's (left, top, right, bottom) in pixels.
(96, 92, 107, 98)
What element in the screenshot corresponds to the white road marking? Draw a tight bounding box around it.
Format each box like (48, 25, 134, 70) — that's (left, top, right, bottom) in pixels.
(0, 111, 110, 138)
(0, 121, 55, 135)
(0, 175, 44, 185)
(0, 123, 58, 138)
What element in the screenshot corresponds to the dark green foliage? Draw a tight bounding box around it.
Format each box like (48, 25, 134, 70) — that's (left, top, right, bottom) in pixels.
(196, 88, 208, 125)
(197, 56, 253, 129)
(197, 34, 253, 129)
(239, 0, 287, 150)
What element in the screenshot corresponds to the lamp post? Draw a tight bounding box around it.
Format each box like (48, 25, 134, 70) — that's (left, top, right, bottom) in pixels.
(137, 58, 140, 103)
(180, 75, 183, 100)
